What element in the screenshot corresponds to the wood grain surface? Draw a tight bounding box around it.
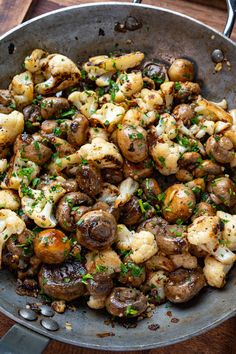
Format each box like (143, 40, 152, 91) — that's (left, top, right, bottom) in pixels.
(0, 0, 236, 353)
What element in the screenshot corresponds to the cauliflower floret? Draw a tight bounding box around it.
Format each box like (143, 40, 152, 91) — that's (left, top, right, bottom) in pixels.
(136, 88, 164, 112)
(24, 49, 48, 73)
(217, 211, 236, 251)
(145, 271, 168, 302)
(98, 183, 119, 205)
(85, 249, 122, 275)
(160, 81, 175, 110)
(187, 216, 236, 264)
(47, 151, 81, 175)
(115, 178, 139, 207)
(114, 72, 143, 102)
(1, 152, 40, 190)
(0, 190, 20, 210)
(19, 183, 66, 228)
(150, 139, 186, 176)
(196, 98, 233, 123)
(90, 103, 125, 132)
(87, 295, 106, 310)
(203, 255, 233, 288)
(68, 90, 98, 118)
(9, 71, 34, 109)
(79, 138, 123, 169)
(35, 54, 80, 94)
(0, 111, 24, 146)
(88, 127, 108, 142)
(0, 159, 7, 173)
(116, 225, 158, 264)
(155, 114, 178, 140)
(0, 209, 25, 266)
(83, 52, 144, 80)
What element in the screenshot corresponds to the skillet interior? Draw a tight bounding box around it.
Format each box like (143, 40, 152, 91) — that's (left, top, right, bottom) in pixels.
(0, 2, 236, 350)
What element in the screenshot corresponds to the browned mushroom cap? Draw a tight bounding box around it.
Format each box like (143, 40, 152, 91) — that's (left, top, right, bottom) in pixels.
(137, 216, 168, 235)
(23, 105, 42, 132)
(141, 178, 161, 203)
(176, 169, 193, 182)
(56, 192, 93, 232)
(60, 179, 78, 192)
(191, 202, 216, 221)
(194, 160, 223, 179)
(76, 162, 102, 197)
(164, 268, 206, 303)
(120, 196, 143, 226)
(123, 159, 153, 180)
(168, 59, 195, 82)
(41, 120, 58, 134)
(207, 177, 236, 207)
(145, 254, 175, 272)
(117, 124, 148, 163)
(173, 104, 195, 125)
(186, 178, 206, 196)
(34, 229, 71, 264)
(15, 133, 52, 165)
(67, 114, 89, 147)
(38, 261, 86, 301)
(162, 184, 196, 223)
(142, 61, 167, 88)
(76, 210, 117, 250)
(179, 152, 201, 171)
(118, 261, 146, 287)
(40, 97, 70, 119)
(101, 168, 124, 185)
(105, 287, 147, 317)
(175, 82, 200, 102)
(206, 135, 234, 164)
(156, 225, 188, 255)
(86, 273, 113, 297)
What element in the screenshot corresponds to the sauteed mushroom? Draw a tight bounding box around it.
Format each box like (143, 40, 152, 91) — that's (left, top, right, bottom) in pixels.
(207, 177, 236, 207)
(105, 287, 147, 317)
(76, 210, 117, 250)
(164, 268, 205, 303)
(76, 162, 102, 197)
(40, 97, 70, 119)
(206, 135, 234, 164)
(168, 58, 195, 82)
(38, 261, 86, 301)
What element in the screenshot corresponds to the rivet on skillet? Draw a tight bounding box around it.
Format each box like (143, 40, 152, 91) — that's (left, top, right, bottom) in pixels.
(41, 318, 59, 331)
(19, 308, 37, 321)
(40, 305, 54, 317)
(211, 49, 224, 63)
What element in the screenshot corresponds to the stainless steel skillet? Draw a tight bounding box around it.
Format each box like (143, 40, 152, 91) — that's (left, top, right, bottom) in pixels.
(0, 1, 236, 352)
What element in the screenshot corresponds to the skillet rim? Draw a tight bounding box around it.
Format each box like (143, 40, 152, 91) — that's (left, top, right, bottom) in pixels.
(0, 1, 236, 350)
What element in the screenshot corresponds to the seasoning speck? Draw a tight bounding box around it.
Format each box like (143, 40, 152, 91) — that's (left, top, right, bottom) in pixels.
(171, 318, 180, 323)
(148, 324, 160, 331)
(96, 332, 115, 338)
(166, 311, 172, 317)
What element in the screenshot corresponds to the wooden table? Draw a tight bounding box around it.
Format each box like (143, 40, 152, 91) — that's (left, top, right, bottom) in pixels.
(0, 0, 236, 353)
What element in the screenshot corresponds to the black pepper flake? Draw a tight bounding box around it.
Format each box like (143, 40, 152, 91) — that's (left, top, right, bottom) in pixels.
(98, 28, 105, 36)
(8, 43, 15, 54)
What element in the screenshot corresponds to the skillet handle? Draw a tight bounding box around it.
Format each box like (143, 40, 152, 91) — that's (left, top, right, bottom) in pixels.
(224, 0, 236, 37)
(0, 324, 49, 354)
(132, 0, 142, 3)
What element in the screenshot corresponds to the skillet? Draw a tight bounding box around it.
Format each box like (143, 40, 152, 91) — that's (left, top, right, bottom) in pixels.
(0, 1, 236, 352)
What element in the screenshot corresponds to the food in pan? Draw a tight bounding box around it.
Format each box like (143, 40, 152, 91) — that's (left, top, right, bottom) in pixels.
(0, 49, 236, 320)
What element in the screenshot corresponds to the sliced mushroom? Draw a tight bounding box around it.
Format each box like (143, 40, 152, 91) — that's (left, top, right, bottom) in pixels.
(178, 152, 201, 171)
(164, 268, 205, 303)
(101, 168, 123, 185)
(38, 261, 86, 301)
(141, 178, 161, 203)
(23, 105, 42, 132)
(105, 287, 147, 317)
(137, 216, 168, 235)
(16, 133, 52, 165)
(76, 210, 117, 250)
(86, 273, 113, 297)
(56, 192, 93, 231)
(194, 160, 223, 179)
